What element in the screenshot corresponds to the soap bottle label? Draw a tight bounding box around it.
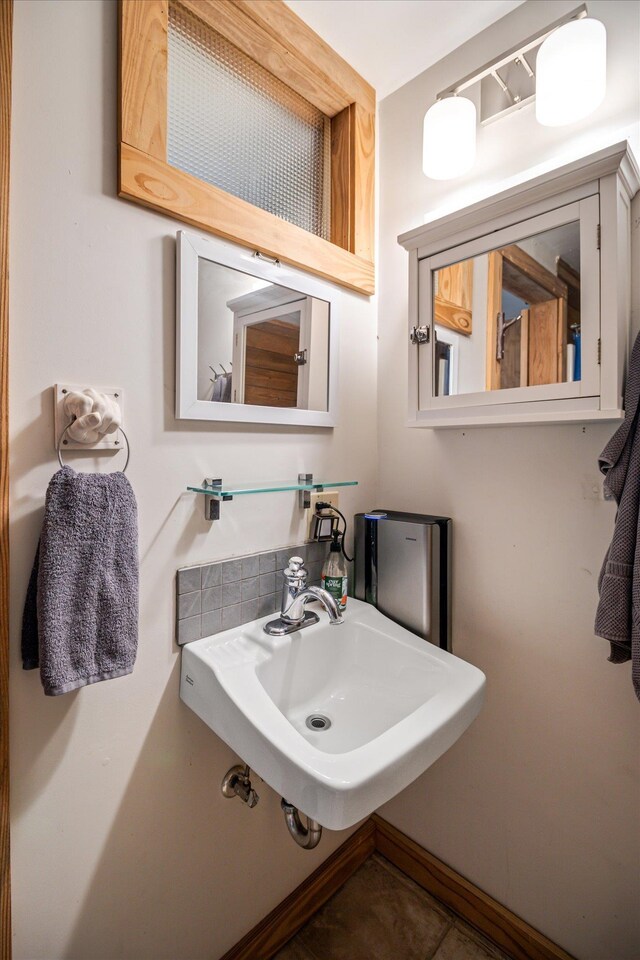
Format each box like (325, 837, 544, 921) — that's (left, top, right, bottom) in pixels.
(322, 574, 347, 611)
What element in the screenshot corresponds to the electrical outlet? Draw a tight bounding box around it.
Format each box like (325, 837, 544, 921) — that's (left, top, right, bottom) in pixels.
(308, 491, 340, 538)
(581, 479, 607, 501)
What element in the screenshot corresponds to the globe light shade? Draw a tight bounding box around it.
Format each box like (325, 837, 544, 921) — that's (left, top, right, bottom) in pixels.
(536, 18, 606, 127)
(423, 97, 476, 180)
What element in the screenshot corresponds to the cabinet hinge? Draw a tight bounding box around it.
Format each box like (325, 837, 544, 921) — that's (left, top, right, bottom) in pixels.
(597, 338, 601, 364)
(596, 224, 601, 250)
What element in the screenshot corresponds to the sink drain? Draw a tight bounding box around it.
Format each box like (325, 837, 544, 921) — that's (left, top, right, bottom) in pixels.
(305, 713, 331, 732)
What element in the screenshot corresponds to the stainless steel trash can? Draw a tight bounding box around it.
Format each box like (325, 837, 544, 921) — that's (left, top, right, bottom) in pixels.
(354, 510, 452, 650)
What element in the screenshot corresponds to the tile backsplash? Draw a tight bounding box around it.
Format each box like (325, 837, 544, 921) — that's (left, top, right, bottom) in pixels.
(176, 541, 330, 645)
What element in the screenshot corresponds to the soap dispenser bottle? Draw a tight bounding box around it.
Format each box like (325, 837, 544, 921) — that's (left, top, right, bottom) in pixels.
(321, 531, 348, 611)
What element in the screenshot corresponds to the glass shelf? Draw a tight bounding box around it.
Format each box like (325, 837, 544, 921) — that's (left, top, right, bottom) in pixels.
(188, 475, 358, 521)
(187, 479, 358, 498)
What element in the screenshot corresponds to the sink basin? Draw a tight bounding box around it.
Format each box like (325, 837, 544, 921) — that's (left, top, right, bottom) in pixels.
(180, 597, 485, 829)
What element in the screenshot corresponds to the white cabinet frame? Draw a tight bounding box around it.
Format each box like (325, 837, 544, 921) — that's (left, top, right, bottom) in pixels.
(399, 142, 640, 428)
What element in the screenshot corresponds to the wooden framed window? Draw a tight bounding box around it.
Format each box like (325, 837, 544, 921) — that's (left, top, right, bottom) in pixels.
(119, 0, 375, 295)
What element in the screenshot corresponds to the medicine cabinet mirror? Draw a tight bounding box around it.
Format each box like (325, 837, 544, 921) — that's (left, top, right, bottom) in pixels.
(176, 231, 339, 426)
(400, 142, 640, 427)
(426, 199, 598, 406)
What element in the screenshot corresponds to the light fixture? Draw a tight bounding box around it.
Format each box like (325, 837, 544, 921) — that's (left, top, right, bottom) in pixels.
(536, 18, 606, 126)
(421, 5, 610, 181)
(423, 97, 476, 181)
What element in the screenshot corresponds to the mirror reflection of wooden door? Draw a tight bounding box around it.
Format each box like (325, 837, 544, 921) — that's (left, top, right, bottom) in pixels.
(231, 298, 309, 408)
(527, 298, 567, 385)
(434, 260, 473, 335)
(244, 318, 299, 407)
(487, 246, 569, 390)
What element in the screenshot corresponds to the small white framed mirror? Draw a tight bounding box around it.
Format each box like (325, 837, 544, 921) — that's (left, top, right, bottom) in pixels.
(176, 231, 339, 426)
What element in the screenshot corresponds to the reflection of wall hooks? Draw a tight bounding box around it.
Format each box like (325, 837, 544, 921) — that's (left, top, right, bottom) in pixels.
(253, 251, 281, 267)
(496, 312, 522, 361)
(208, 364, 233, 403)
(209, 363, 232, 382)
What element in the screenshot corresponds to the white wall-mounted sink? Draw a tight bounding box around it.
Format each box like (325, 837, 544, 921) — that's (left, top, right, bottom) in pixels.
(180, 598, 485, 830)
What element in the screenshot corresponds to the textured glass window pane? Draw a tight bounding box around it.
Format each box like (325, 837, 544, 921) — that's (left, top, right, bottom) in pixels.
(168, 3, 331, 240)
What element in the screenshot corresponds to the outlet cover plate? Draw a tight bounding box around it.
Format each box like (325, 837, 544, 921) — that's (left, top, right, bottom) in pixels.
(308, 491, 340, 539)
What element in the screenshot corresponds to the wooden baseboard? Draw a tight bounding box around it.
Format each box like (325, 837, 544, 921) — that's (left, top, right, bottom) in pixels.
(372, 816, 575, 960)
(220, 819, 376, 960)
(221, 814, 574, 960)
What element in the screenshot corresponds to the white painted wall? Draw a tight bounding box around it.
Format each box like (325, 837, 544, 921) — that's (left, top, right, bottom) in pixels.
(8, 2, 378, 958)
(377, 3, 640, 959)
(196, 259, 267, 400)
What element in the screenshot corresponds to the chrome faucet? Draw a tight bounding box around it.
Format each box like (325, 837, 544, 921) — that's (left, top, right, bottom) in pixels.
(263, 556, 344, 636)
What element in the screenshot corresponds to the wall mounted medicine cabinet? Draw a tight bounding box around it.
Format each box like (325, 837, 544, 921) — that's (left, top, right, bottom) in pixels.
(176, 230, 339, 427)
(399, 142, 640, 427)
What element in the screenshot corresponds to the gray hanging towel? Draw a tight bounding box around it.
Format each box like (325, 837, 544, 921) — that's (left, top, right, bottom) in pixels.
(595, 331, 640, 701)
(211, 376, 224, 401)
(21, 466, 138, 696)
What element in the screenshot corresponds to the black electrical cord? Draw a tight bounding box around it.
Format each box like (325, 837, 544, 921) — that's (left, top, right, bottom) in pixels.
(316, 502, 353, 563)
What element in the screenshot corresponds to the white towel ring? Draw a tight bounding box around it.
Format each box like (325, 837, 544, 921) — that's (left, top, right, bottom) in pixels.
(57, 421, 131, 473)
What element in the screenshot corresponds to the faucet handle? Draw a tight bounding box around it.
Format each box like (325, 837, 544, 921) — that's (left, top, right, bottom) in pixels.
(285, 556, 307, 583)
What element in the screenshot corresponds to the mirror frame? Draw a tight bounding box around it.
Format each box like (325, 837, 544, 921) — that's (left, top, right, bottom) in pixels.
(176, 230, 339, 427)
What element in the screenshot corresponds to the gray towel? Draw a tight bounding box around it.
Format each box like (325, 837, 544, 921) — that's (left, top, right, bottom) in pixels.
(595, 331, 640, 702)
(21, 466, 138, 696)
(210, 377, 223, 402)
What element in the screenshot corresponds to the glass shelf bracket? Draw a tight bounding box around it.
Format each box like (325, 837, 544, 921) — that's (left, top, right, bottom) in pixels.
(187, 474, 358, 521)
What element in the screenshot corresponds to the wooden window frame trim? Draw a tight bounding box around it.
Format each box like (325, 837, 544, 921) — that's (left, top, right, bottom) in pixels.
(118, 0, 375, 296)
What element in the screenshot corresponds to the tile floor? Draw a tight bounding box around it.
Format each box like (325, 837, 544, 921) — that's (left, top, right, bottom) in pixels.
(273, 855, 512, 960)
